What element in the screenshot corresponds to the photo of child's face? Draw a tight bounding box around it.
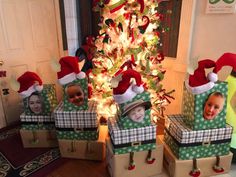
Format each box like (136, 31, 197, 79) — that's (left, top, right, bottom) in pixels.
(203, 92, 225, 120)
(28, 94, 43, 114)
(127, 105, 145, 123)
(66, 84, 84, 107)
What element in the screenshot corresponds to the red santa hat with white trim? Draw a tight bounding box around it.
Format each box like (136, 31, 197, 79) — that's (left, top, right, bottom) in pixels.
(213, 52, 236, 76)
(185, 59, 217, 94)
(17, 71, 43, 98)
(111, 68, 144, 104)
(57, 56, 86, 85)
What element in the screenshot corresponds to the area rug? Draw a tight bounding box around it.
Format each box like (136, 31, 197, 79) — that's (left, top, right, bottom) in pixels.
(0, 126, 65, 177)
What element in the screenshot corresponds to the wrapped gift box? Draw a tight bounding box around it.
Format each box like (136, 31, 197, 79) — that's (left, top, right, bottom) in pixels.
(118, 91, 152, 129)
(163, 138, 233, 177)
(164, 115, 232, 160)
(182, 82, 228, 130)
(58, 125, 108, 161)
(56, 127, 99, 140)
(20, 129, 58, 148)
(108, 117, 156, 154)
(62, 78, 88, 111)
(54, 100, 98, 129)
(106, 137, 163, 177)
(23, 84, 58, 116)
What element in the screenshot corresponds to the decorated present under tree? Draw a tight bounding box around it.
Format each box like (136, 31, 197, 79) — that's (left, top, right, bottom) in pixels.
(57, 56, 88, 111)
(54, 100, 98, 129)
(183, 59, 228, 130)
(108, 117, 156, 154)
(164, 114, 232, 160)
(16, 72, 58, 116)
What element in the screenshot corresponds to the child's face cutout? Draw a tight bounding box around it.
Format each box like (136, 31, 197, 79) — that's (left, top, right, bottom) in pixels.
(66, 84, 84, 107)
(203, 93, 225, 120)
(127, 105, 145, 123)
(28, 94, 43, 114)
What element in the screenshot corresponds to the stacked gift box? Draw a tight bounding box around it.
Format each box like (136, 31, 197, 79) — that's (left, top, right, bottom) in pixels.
(54, 101, 107, 161)
(163, 58, 234, 177)
(106, 68, 163, 177)
(53, 56, 107, 161)
(16, 72, 58, 148)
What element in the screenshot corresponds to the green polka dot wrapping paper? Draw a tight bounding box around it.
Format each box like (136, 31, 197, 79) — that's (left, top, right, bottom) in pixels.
(21, 122, 56, 131)
(23, 84, 58, 116)
(182, 81, 228, 130)
(56, 127, 99, 141)
(62, 78, 88, 111)
(117, 91, 152, 129)
(164, 114, 233, 160)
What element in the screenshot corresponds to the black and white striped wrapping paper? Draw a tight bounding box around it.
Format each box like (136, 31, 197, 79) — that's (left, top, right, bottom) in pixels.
(54, 101, 98, 128)
(167, 114, 233, 144)
(108, 117, 156, 145)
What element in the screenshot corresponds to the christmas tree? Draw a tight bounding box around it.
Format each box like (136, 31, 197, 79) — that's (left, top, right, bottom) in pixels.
(91, 0, 174, 119)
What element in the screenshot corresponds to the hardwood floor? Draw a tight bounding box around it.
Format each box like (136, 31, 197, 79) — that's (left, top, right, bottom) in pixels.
(46, 158, 110, 177)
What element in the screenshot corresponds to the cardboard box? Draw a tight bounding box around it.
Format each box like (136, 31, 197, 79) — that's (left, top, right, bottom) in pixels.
(58, 125, 108, 161)
(23, 84, 58, 116)
(54, 100, 98, 129)
(163, 138, 233, 177)
(20, 129, 58, 148)
(106, 137, 163, 177)
(182, 82, 228, 130)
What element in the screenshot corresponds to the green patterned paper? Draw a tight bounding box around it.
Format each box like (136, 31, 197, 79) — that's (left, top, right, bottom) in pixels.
(112, 143, 156, 155)
(56, 129, 99, 140)
(23, 84, 58, 116)
(118, 91, 152, 129)
(21, 123, 56, 130)
(164, 131, 230, 160)
(63, 78, 88, 111)
(182, 82, 228, 130)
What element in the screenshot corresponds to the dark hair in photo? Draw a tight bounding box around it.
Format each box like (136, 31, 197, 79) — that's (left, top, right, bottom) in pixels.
(27, 92, 44, 114)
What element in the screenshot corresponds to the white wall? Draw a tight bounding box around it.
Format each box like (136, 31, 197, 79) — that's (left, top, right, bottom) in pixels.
(190, 0, 236, 80)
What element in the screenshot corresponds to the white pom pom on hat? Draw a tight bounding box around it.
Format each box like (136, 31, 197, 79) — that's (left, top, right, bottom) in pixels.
(112, 69, 144, 104)
(185, 59, 216, 94)
(17, 71, 43, 98)
(186, 52, 236, 94)
(57, 56, 86, 85)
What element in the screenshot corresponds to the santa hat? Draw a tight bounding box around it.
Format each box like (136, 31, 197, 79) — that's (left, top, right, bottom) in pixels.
(112, 69, 144, 104)
(17, 71, 43, 98)
(57, 56, 86, 85)
(185, 59, 217, 94)
(213, 52, 236, 76)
